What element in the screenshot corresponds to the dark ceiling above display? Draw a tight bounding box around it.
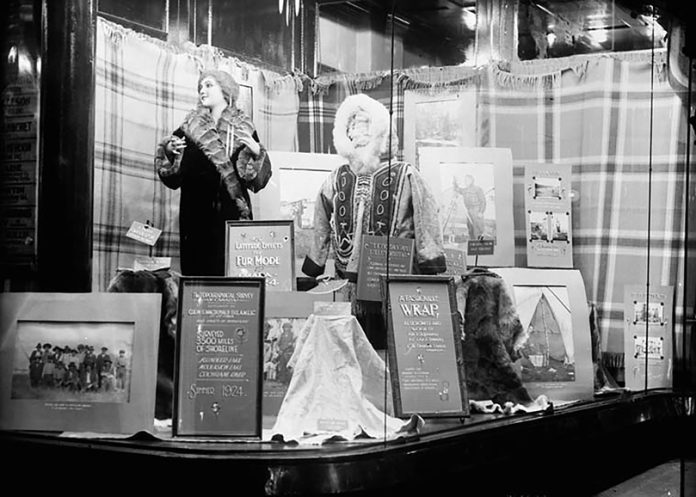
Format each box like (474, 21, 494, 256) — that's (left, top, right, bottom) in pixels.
(317, 0, 680, 62)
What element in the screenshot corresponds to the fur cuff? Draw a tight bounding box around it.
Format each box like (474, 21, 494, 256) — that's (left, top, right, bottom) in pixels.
(155, 136, 182, 189)
(236, 144, 265, 183)
(417, 254, 447, 275)
(302, 256, 325, 277)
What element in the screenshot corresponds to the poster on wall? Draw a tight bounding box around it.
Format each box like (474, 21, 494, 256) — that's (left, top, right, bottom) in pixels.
(0, 293, 160, 434)
(403, 89, 477, 170)
(383, 275, 468, 418)
(623, 285, 673, 391)
(254, 152, 345, 276)
(492, 268, 594, 401)
(419, 147, 515, 267)
(524, 164, 573, 268)
(1, 81, 39, 270)
(225, 220, 296, 292)
(173, 277, 264, 437)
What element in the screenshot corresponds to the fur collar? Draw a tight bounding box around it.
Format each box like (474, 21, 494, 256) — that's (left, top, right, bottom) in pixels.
(180, 105, 256, 218)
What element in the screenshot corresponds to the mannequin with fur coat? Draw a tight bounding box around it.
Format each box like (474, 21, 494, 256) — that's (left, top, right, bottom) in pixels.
(155, 70, 272, 276)
(302, 94, 445, 348)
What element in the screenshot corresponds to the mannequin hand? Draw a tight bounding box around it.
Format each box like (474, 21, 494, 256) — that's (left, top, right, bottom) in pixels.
(165, 136, 186, 155)
(238, 135, 260, 157)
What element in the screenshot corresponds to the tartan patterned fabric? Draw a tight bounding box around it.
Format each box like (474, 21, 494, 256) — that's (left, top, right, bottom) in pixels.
(297, 52, 689, 354)
(93, 18, 299, 290)
(481, 54, 688, 353)
(95, 15, 689, 355)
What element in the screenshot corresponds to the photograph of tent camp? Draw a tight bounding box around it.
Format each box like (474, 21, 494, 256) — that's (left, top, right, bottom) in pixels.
(513, 285, 575, 383)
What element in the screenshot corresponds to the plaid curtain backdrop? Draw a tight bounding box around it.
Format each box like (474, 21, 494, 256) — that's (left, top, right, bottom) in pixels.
(93, 18, 299, 290)
(95, 15, 690, 355)
(297, 52, 690, 355)
(481, 52, 689, 353)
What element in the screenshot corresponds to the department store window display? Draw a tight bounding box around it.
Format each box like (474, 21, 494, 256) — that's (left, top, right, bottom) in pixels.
(0, 0, 694, 456)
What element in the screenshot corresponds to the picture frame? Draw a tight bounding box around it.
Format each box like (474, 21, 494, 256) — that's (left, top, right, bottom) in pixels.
(623, 285, 674, 390)
(253, 151, 345, 276)
(419, 147, 515, 267)
(0, 292, 161, 434)
(173, 276, 265, 438)
(225, 219, 296, 292)
(492, 268, 594, 401)
(403, 88, 477, 170)
(524, 164, 573, 268)
(382, 275, 469, 418)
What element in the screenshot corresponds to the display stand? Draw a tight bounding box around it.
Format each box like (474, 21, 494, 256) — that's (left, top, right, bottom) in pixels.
(1, 391, 694, 495)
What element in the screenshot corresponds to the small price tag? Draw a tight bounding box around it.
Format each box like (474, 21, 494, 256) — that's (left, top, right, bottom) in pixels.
(126, 221, 162, 246)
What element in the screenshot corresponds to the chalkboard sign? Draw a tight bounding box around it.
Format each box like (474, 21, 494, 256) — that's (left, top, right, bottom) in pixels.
(173, 277, 265, 437)
(356, 235, 414, 301)
(225, 220, 295, 292)
(382, 275, 468, 418)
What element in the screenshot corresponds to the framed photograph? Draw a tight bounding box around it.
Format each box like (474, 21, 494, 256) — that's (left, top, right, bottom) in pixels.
(173, 276, 265, 438)
(492, 268, 594, 401)
(623, 285, 673, 390)
(262, 291, 332, 425)
(524, 164, 573, 268)
(382, 275, 468, 418)
(0, 292, 161, 433)
(254, 151, 345, 276)
(225, 220, 296, 292)
(403, 88, 477, 170)
(419, 147, 514, 267)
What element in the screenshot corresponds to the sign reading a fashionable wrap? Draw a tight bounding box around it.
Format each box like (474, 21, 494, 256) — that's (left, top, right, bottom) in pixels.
(383, 275, 468, 418)
(174, 277, 264, 437)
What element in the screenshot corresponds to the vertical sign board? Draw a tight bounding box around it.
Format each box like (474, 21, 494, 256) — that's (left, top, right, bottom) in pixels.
(623, 285, 674, 391)
(174, 277, 264, 437)
(1, 82, 39, 269)
(383, 275, 468, 418)
(356, 235, 414, 301)
(524, 164, 573, 268)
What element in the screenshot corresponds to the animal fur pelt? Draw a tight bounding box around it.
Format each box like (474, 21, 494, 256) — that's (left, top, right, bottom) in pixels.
(107, 269, 179, 419)
(589, 302, 620, 391)
(454, 268, 533, 405)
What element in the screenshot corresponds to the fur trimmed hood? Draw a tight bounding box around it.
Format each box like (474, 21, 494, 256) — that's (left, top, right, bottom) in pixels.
(332, 94, 398, 161)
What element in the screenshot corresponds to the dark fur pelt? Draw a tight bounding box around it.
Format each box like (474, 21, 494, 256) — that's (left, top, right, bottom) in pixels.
(107, 269, 179, 419)
(589, 302, 620, 391)
(454, 268, 533, 405)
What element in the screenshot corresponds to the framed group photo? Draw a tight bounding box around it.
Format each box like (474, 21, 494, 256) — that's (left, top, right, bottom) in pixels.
(0, 293, 161, 434)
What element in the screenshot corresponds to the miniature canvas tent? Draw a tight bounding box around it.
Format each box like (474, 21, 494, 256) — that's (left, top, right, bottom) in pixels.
(514, 287, 574, 365)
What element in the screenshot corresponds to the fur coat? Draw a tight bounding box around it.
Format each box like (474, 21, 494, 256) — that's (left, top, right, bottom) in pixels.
(107, 269, 179, 420)
(155, 105, 272, 276)
(455, 268, 533, 405)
